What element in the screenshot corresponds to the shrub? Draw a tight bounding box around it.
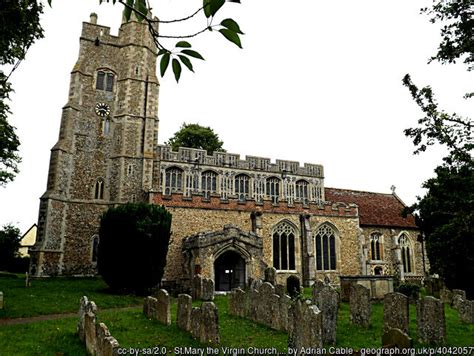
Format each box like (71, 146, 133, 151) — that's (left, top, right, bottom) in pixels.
(98, 203, 172, 294)
(0, 224, 21, 271)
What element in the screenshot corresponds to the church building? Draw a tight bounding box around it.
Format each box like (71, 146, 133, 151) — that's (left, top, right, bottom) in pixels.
(30, 12, 426, 290)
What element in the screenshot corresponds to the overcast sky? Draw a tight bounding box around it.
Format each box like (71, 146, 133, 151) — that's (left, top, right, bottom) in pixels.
(1, 0, 472, 233)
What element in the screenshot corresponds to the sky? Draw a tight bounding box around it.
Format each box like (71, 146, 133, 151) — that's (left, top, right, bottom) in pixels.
(0, 0, 472, 233)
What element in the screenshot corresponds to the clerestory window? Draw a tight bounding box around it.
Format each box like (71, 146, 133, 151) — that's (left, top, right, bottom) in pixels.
(164, 167, 183, 195)
(202, 170, 217, 199)
(235, 174, 250, 201)
(295, 180, 309, 204)
(266, 177, 280, 204)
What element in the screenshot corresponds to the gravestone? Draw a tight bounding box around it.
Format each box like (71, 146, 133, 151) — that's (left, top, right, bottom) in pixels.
(286, 275, 301, 297)
(0, 291, 3, 310)
(177, 294, 192, 331)
(312, 281, 339, 345)
(96, 322, 120, 356)
(202, 279, 215, 301)
(248, 289, 260, 322)
(382, 328, 413, 349)
(77, 296, 89, 343)
(84, 301, 98, 355)
(340, 279, 353, 302)
(452, 289, 466, 300)
(288, 299, 323, 350)
(257, 282, 278, 328)
(200, 302, 220, 344)
(453, 294, 464, 311)
(417, 296, 446, 344)
(278, 294, 291, 332)
(383, 292, 409, 333)
(156, 289, 171, 325)
(425, 277, 443, 298)
(350, 284, 371, 327)
(143, 296, 158, 320)
(190, 307, 202, 340)
(264, 267, 277, 286)
(440, 288, 453, 305)
(275, 284, 286, 297)
(458, 299, 474, 324)
(229, 288, 247, 317)
(249, 278, 262, 292)
(192, 274, 203, 300)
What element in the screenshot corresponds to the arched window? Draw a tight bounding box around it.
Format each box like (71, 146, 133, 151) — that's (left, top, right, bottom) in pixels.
(91, 235, 99, 263)
(295, 180, 309, 204)
(202, 170, 217, 199)
(164, 167, 183, 194)
(96, 70, 114, 92)
(94, 178, 104, 200)
(272, 221, 296, 271)
(266, 177, 280, 204)
(235, 174, 250, 201)
(315, 224, 337, 271)
(399, 233, 412, 274)
(370, 232, 383, 260)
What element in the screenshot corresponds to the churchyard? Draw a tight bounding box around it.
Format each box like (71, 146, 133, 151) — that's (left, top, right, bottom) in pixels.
(0, 272, 473, 355)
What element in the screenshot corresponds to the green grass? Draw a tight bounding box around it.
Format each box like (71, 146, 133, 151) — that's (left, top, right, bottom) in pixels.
(0, 275, 143, 319)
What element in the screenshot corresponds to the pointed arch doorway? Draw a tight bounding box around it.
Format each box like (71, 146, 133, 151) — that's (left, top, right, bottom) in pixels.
(214, 250, 246, 291)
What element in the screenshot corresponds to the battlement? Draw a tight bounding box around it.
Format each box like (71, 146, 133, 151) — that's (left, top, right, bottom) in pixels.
(81, 19, 120, 45)
(158, 145, 324, 178)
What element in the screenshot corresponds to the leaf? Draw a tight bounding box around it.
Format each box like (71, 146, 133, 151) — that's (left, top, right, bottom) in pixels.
(123, 0, 134, 21)
(176, 41, 192, 48)
(172, 59, 182, 82)
(178, 55, 194, 72)
(134, 0, 148, 21)
(158, 49, 167, 56)
(203, 0, 212, 18)
(181, 50, 205, 60)
(210, 0, 225, 17)
(219, 29, 242, 48)
(160, 53, 170, 77)
(221, 18, 244, 34)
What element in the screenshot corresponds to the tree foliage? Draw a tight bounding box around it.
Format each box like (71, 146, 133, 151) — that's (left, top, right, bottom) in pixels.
(0, 0, 44, 186)
(166, 123, 225, 155)
(0, 224, 21, 270)
(98, 203, 172, 294)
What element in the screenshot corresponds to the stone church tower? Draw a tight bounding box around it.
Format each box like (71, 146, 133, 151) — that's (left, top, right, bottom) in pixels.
(30, 13, 160, 276)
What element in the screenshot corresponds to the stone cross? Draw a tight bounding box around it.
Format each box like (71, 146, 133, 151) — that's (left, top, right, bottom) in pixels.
(350, 284, 371, 328)
(312, 280, 339, 345)
(383, 292, 409, 333)
(417, 296, 446, 344)
(177, 294, 192, 332)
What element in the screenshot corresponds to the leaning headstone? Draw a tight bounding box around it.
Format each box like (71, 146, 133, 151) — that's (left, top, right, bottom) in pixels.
(458, 299, 474, 324)
(440, 288, 453, 305)
(96, 323, 114, 356)
(77, 296, 90, 343)
(452, 289, 466, 300)
(202, 279, 215, 301)
(417, 296, 446, 344)
(382, 328, 413, 349)
(177, 294, 192, 331)
(425, 277, 443, 298)
(313, 282, 339, 345)
(250, 278, 262, 292)
(275, 284, 286, 297)
(192, 274, 203, 300)
(156, 289, 171, 325)
(0, 291, 3, 310)
(143, 296, 158, 319)
(248, 289, 260, 322)
(340, 279, 353, 302)
(190, 307, 202, 340)
(350, 284, 371, 327)
(288, 299, 323, 350)
(84, 301, 98, 355)
(200, 302, 220, 344)
(286, 275, 301, 298)
(229, 288, 247, 317)
(264, 267, 277, 286)
(278, 294, 292, 332)
(311, 279, 325, 303)
(453, 294, 464, 311)
(257, 282, 278, 328)
(383, 292, 409, 334)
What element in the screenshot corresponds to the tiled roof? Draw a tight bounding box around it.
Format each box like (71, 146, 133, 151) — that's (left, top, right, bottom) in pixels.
(325, 188, 417, 229)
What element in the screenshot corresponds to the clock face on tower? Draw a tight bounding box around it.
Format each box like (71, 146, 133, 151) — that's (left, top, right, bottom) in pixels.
(95, 102, 110, 117)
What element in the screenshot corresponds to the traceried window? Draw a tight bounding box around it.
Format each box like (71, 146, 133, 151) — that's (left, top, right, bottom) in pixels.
(164, 167, 183, 194)
(202, 170, 217, 198)
(266, 177, 280, 204)
(96, 70, 114, 92)
(94, 178, 104, 200)
(370, 232, 383, 260)
(272, 221, 296, 271)
(295, 180, 309, 203)
(235, 174, 250, 201)
(315, 224, 337, 271)
(399, 233, 412, 274)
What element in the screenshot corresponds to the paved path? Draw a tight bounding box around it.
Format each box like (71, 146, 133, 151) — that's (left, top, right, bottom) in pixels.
(0, 306, 140, 326)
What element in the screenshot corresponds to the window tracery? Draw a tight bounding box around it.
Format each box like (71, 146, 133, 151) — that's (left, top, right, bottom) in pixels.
(399, 233, 413, 274)
(272, 221, 296, 271)
(164, 167, 183, 195)
(315, 224, 337, 271)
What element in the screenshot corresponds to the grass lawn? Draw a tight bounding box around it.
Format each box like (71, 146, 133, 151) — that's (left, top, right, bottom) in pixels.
(0, 274, 143, 319)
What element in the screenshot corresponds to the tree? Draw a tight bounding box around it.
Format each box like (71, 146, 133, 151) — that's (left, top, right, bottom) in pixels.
(98, 203, 172, 294)
(0, 0, 44, 186)
(403, 0, 473, 296)
(166, 123, 225, 155)
(0, 224, 21, 271)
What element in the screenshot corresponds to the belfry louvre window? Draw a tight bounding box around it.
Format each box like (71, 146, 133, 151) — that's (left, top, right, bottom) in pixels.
(94, 178, 104, 200)
(272, 222, 296, 271)
(399, 233, 412, 274)
(295, 180, 309, 203)
(202, 170, 217, 198)
(315, 224, 337, 271)
(96, 71, 114, 92)
(164, 167, 183, 194)
(266, 177, 280, 204)
(235, 174, 250, 201)
(370, 232, 382, 260)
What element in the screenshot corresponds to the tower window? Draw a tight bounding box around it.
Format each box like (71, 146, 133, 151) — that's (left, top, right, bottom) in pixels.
(96, 70, 114, 92)
(315, 224, 337, 271)
(272, 221, 296, 271)
(266, 177, 280, 204)
(94, 178, 104, 200)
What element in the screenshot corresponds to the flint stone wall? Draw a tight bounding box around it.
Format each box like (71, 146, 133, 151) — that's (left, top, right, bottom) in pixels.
(312, 280, 339, 345)
(177, 294, 192, 331)
(383, 292, 409, 333)
(288, 299, 323, 350)
(417, 296, 446, 344)
(190, 302, 220, 344)
(350, 284, 371, 327)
